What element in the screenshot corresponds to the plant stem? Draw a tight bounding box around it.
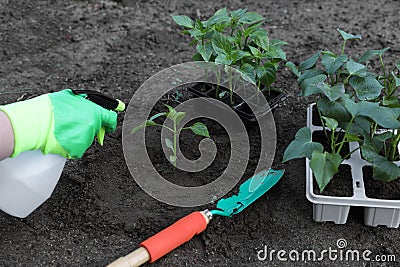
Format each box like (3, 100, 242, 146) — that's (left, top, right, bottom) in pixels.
(342, 146, 360, 160)
(343, 74, 352, 85)
(370, 122, 377, 138)
(173, 121, 177, 167)
(317, 107, 328, 141)
(229, 67, 233, 105)
(379, 55, 387, 90)
(389, 132, 400, 161)
(331, 130, 336, 153)
(215, 70, 221, 98)
(341, 40, 347, 55)
(337, 116, 354, 154)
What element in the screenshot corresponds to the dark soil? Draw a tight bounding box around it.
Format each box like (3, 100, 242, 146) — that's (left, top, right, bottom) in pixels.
(312, 105, 324, 126)
(363, 166, 400, 200)
(313, 164, 354, 197)
(1, 0, 400, 267)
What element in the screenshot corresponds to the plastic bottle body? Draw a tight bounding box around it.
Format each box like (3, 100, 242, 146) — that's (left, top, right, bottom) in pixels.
(0, 150, 66, 218)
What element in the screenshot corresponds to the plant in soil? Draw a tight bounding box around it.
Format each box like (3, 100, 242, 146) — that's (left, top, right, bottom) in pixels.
(131, 105, 210, 166)
(172, 7, 287, 105)
(283, 28, 400, 192)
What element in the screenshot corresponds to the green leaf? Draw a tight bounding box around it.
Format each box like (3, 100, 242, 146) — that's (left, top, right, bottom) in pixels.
(270, 39, 287, 47)
(317, 82, 345, 101)
(321, 54, 348, 74)
(196, 42, 214, 62)
(174, 112, 186, 125)
(348, 100, 400, 129)
(373, 162, 400, 182)
(345, 133, 362, 142)
(258, 63, 277, 87)
(189, 122, 210, 138)
(169, 155, 177, 163)
(212, 32, 232, 55)
(317, 96, 351, 122)
(230, 50, 251, 64)
(297, 69, 325, 84)
(215, 53, 233, 65)
(149, 112, 167, 121)
(321, 50, 336, 57)
(192, 52, 204, 61)
(165, 105, 186, 124)
(358, 48, 390, 63)
(347, 117, 371, 136)
(299, 74, 327, 96)
(299, 51, 321, 71)
(231, 8, 247, 19)
(282, 127, 323, 162)
(239, 63, 256, 84)
(392, 72, 400, 87)
(322, 116, 338, 130)
(206, 7, 230, 27)
(165, 138, 174, 151)
(250, 29, 269, 50)
(310, 151, 342, 192)
(346, 58, 367, 77)
(372, 156, 400, 182)
(264, 45, 286, 60)
(131, 120, 159, 134)
(349, 76, 384, 100)
(172, 15, 194, 28)
(375, 132, 394, 142)
(249, 45, 262, 58)
(344, 98, 359, 117)
(238, 11, 265, 24)
(286, 62, 301, 77)
(383, 95, 400, 108)
(360, 144, 379, 162)
(337, 29, 362, 41)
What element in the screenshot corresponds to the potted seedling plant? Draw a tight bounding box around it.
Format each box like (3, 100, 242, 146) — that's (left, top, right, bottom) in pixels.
(172, 7, 287, 122)
(131, 105, 210, 167)
(283, 28, 400, 228)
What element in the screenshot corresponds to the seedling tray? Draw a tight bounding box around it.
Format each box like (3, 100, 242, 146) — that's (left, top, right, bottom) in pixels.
(188, 82, 286, 123)
(306, 103, 400, 228)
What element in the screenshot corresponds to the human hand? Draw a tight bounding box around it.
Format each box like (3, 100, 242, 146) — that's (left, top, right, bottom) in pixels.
(0, 89, 121, 159)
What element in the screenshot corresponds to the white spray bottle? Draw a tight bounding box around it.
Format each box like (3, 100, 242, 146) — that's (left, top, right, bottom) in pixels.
(0, 90, 124, 218)
(0, 151, 66, 218)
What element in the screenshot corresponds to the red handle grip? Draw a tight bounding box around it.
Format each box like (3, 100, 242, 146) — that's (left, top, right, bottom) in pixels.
(140, 211, 208, 263)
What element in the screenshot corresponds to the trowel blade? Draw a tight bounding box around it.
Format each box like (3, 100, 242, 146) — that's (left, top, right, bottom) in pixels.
(211, 169, 284, 217)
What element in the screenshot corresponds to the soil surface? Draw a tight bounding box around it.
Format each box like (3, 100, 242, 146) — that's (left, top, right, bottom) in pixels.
(313, 164, 354, 197)
(363, 166, 400, 200)
(1, 0, 400, 266)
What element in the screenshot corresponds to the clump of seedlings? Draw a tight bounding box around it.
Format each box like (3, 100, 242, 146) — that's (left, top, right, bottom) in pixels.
(131, 105, 210, 166)
(172, 7, 287, 105)
(283, 29, 400, 192)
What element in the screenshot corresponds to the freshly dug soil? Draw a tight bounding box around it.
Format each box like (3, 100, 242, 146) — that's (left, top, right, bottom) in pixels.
(1, 0, 400, 267)
(363, 166, 400, 200)
(313, 164, 354, 197)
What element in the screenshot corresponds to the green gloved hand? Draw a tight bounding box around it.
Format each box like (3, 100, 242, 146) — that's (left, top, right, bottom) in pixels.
(0, 89, 118, 159)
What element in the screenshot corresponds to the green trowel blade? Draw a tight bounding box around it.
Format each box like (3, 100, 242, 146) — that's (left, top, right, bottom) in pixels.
(211, 169, 284, 217)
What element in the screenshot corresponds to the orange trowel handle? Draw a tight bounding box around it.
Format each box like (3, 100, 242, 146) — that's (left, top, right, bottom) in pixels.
(107, 210, 211, 267)
(141, 211, 210, 262)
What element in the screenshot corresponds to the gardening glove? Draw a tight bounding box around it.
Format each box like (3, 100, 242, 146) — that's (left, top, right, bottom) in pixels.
(0, 89, 119, 159)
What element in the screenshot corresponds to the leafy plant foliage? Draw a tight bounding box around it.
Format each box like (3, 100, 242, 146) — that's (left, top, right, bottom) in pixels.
(131, 105, 210, 166)
(172, 8, 287, 103)
(283, 29, 400, 191)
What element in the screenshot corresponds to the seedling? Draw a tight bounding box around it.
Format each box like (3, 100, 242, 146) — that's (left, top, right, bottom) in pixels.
(283, 29, 400, 191)
(131, 105, 210, 166)
(172, 7, 287, 104)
